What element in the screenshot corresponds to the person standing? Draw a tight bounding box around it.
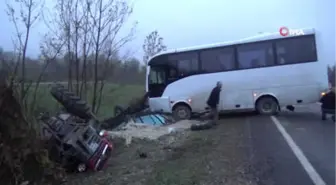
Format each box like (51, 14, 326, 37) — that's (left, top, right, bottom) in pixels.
(320, 87, 335, 121)
(206, 81, 222, 125)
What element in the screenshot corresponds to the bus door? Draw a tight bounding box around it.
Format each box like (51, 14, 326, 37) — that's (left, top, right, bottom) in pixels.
(148, 66, 171, 112)
(148, 67, 166, 97)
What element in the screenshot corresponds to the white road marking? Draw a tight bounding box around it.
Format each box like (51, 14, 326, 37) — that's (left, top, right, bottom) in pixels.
(270, 116, 326, 185)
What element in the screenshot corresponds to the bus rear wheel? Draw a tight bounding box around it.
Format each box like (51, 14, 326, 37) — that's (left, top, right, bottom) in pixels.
(256, 96, 279, 115)
(173, 104, 191, 120)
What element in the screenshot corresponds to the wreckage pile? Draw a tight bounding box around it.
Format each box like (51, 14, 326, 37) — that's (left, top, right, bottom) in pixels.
(0, 83, 64, 185)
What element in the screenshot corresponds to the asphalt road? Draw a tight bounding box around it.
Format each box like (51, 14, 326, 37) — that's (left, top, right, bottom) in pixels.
(218, 106, 335, 185)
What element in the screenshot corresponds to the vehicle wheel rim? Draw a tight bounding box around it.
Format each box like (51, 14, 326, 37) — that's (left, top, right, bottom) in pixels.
(262, 102, 273, 113)
(177, 109, 187, 119)
(77, 164, 86, 172)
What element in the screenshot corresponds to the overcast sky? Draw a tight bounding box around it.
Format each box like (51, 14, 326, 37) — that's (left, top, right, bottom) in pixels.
(0, 0, 335, 64)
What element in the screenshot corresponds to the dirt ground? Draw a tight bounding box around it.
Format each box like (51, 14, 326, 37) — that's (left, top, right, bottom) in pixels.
(64, 121, 256, 185)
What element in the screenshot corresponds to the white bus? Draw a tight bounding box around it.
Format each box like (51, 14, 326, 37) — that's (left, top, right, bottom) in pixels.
(146, 28, 329, 120)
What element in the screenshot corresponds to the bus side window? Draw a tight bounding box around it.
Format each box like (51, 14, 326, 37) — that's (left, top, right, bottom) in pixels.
(275, 35, 317, 64)
(276, 46, 287, 64)
(149, 69, 165, 84)
(157, 70, 165, 83)
(168, 68, 177, 79)
(237, 42, 274, 69)
(168, 52, 199, 76)
(200, 47, 235, 72)
(177, 60, 190, 76)
(149, 70, 157, 84)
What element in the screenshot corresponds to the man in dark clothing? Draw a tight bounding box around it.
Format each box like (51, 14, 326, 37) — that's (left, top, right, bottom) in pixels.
(207, 81, 222, 124)
(320, 88, 335, 121)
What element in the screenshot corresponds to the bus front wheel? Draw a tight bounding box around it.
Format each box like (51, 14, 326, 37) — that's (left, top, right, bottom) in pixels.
(256, 96, 279, 115)
(173, 104, 191, 120)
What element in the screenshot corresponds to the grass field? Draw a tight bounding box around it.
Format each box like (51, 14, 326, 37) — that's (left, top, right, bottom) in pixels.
(25, 83, 145, 119)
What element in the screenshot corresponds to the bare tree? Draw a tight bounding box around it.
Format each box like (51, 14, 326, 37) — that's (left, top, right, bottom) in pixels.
(45, 0, 76, 91)
(29, 35, 65, 117)
(44, 0, 137, 113)
(64, 0, 75, 91)
(46, 0, 83, 92)
(88, 0, 137, 113)
(143, 30, 167, 64)
(6, 0, 44, 105)
(69, 0, 85, 95)
(78, 0, 94, 99)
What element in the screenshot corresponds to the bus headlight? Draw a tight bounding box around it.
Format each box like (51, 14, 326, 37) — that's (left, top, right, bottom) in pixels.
(321, 92, 326, 96)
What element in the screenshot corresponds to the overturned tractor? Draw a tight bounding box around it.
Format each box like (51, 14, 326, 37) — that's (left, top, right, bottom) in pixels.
(40, 83, 170, 173)
(40, 84, 113, 173)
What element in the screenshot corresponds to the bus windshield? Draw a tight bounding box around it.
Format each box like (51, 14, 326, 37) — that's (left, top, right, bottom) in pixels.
(149, 67, 166, 85)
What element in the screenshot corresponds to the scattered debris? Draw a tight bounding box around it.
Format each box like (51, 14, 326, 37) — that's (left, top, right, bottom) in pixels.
(102, 93, 151, 130)
(189, 108, 217, 131)
(138, 152, 148, 158)
(190, 120, 215, 131)
(105, 120, 200, 145)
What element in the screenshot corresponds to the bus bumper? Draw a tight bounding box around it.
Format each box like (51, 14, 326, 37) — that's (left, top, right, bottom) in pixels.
(148, 97, 172, 113)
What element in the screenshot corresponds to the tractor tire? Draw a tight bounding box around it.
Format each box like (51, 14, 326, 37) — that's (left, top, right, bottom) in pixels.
(50, 85, 92, 120)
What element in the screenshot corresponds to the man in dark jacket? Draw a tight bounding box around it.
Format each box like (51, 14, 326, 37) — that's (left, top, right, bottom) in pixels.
(320, 88, 335, 121)
(207, 81, 222, 124)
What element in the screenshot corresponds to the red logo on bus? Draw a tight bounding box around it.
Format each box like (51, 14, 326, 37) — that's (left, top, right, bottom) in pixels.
(279, 26, 289, 36)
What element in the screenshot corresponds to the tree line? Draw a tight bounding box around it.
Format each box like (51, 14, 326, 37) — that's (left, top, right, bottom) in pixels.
(0, 48, 147, 85)
(328, 65, 335, 87)
(1, 0, 167, 113)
